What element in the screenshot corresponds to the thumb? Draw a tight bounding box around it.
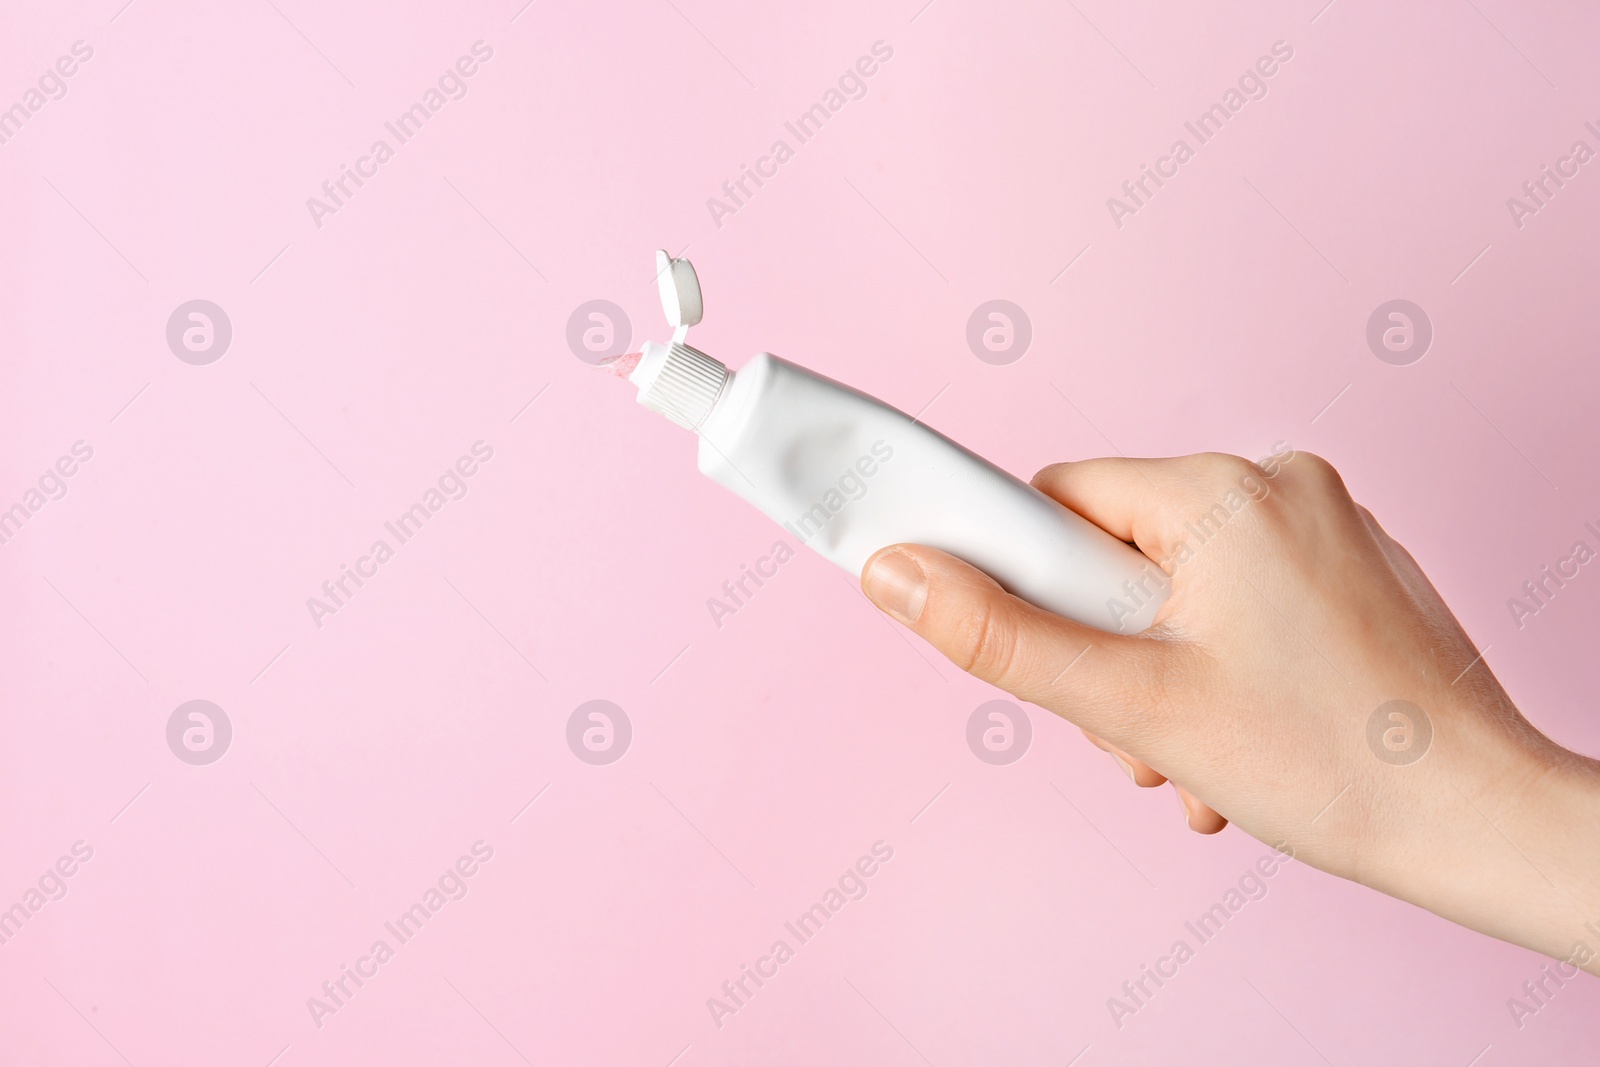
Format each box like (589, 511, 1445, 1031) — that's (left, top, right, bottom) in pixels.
(859, 544, 1164, 737)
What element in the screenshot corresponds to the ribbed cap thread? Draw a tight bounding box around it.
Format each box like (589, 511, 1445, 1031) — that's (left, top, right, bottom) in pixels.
(639, 343, 728, 430)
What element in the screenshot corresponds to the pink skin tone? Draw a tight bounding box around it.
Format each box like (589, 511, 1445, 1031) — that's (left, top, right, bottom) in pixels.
(860, 451, 1600, 976)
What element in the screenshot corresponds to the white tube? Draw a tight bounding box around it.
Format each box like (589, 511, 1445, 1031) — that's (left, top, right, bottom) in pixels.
(631, 343, 1169, 633)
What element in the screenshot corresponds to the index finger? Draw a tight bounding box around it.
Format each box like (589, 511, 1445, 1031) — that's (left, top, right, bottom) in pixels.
(1031, 454, 1273, 564)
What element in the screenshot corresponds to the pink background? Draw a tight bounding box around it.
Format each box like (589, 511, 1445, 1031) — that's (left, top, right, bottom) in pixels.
(5, 0, 1600, 1062)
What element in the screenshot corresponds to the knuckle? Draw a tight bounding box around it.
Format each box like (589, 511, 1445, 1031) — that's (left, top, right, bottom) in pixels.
(1288, 450, 1347, 494)
(1193, 452, 1261, 490)
(951, 600, 1020, 684)
(1169, 454, 1273, 536)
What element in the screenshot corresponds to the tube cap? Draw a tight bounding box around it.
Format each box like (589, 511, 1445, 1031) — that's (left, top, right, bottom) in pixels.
(656, 249, 703, 332)
(631, 340, 728, 431)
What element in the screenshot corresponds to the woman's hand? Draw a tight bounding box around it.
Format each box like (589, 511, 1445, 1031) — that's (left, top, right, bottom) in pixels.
(860, 450, 1600, 973)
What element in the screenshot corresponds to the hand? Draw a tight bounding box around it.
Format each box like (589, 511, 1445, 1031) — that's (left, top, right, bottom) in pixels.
(860, 450, 1600, 973)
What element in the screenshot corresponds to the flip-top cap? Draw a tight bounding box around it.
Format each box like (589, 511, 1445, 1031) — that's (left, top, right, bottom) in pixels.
(616, 250, 725, 433)
(655, 249, 703, 329)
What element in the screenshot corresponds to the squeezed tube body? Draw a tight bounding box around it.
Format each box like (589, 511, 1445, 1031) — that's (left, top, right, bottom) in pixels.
(695, 353, 1168, 633)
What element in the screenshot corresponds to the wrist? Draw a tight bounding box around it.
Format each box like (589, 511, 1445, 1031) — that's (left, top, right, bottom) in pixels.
(1408, 721, 1600, 973)
(1521, 752, 1600, 975)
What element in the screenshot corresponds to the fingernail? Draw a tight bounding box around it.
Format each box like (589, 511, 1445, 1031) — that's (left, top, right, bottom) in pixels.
(1175, 787, 1196, 830)
(863, 550, 928, 623)
(1110, 752, 1136, 782)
